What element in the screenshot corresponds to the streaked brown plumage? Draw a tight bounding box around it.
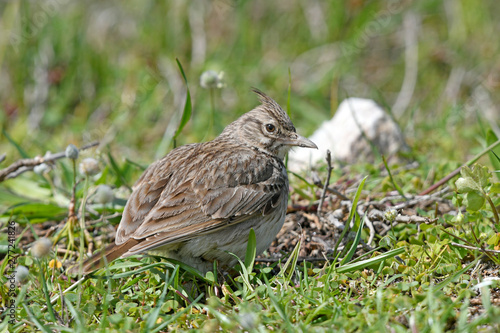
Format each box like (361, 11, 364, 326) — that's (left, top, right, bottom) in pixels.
(72, 89, 317, 275)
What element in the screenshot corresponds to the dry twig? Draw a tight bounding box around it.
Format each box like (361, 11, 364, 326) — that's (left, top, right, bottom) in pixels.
(419, 139, 500, 195)
(0, 141, 99, 182)
(450, 242, 500, 254)
(317, 150, 333, 214)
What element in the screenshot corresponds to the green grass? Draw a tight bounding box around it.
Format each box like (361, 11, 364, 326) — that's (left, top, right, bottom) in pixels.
(1, 1, 500, 332)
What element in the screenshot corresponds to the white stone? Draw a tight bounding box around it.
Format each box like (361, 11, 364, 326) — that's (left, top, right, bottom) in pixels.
(289, 98, 406, 171)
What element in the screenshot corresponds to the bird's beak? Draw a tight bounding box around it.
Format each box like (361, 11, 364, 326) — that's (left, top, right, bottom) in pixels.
(284, 134, 318, 149)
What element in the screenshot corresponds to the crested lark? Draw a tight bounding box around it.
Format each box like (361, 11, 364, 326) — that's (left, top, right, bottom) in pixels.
(73, 89, 317, 275)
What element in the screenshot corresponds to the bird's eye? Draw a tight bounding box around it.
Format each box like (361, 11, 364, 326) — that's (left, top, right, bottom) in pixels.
(265, 124, 276, 133)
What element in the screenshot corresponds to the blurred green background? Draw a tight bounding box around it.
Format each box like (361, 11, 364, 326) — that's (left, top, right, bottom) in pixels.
(1, 0, 499, 165)
(2, 3, 500, 330)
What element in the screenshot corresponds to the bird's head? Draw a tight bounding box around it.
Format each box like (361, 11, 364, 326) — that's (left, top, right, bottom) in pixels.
(220, 89, 317, 159)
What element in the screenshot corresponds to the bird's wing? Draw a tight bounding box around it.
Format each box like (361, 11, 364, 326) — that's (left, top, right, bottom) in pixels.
(115, 142, 287, 253)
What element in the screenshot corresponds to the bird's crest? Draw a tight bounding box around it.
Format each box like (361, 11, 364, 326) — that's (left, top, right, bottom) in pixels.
(251, 88, 289, 121)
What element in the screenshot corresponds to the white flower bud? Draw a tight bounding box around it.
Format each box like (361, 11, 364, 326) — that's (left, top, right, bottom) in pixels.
(200, 70, 225, 89)
(384, 209, 397, 223)
(95, 185, 114, 205)
(65, 144, 79, 160)
(15, 265, 29, 284)
(34, 163, 50, 175)
(79, 158, 100, 176)
(32, 237, 52, 259)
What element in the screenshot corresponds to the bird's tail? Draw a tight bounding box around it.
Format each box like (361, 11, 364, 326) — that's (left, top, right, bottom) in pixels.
(68, 239, 139, 276)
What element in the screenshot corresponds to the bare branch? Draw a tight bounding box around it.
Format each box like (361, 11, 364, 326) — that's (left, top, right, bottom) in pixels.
(450, 242, 500, 254)
(317, 150, 333, 214)
(0, 142, 99, 182)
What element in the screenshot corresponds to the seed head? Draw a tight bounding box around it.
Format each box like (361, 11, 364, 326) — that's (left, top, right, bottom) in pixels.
(34, 163, 50, 175)
(32, 237, 52, 259)
(79, 158, 100, 176)
(200, 70, 225, 89)
(15, 265, 29, 284)
(384, 209, 397, 223)
(95, 185, 114, 205)
(65, 144, 79, 160)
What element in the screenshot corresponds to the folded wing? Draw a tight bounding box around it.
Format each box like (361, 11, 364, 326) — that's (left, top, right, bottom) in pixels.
(114, 141, 287, 255)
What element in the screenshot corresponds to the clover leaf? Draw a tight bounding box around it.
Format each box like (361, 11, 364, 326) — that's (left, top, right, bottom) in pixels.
(456, 164, 491, 194)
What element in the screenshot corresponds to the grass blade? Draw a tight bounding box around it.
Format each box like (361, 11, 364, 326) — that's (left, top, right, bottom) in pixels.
(486, 129, 500, 179)
(152, 293, 204, 333)
(64, 295, 84, 328)
(332, 176, 368, 258)
(287, 68, 292, 117)
(278, 236, 301, 285)
(107, 150, 130, 189)
(336, 247, 405, 273)
(146, 267, 177, 330)
(419, 139, 500, 195)
(172, 58, 192, 145)
(2, 129, 29, 158)
(263, 275, 293, 331)
(244, 228, 257, 274)
(232, 254, 254, 295)
(382, 155, 407, 200)
(101, 259, 208, 282)
(340, 211, 366, 265)
(22, 304, 52, 333)
(435, 257, 479, 290)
